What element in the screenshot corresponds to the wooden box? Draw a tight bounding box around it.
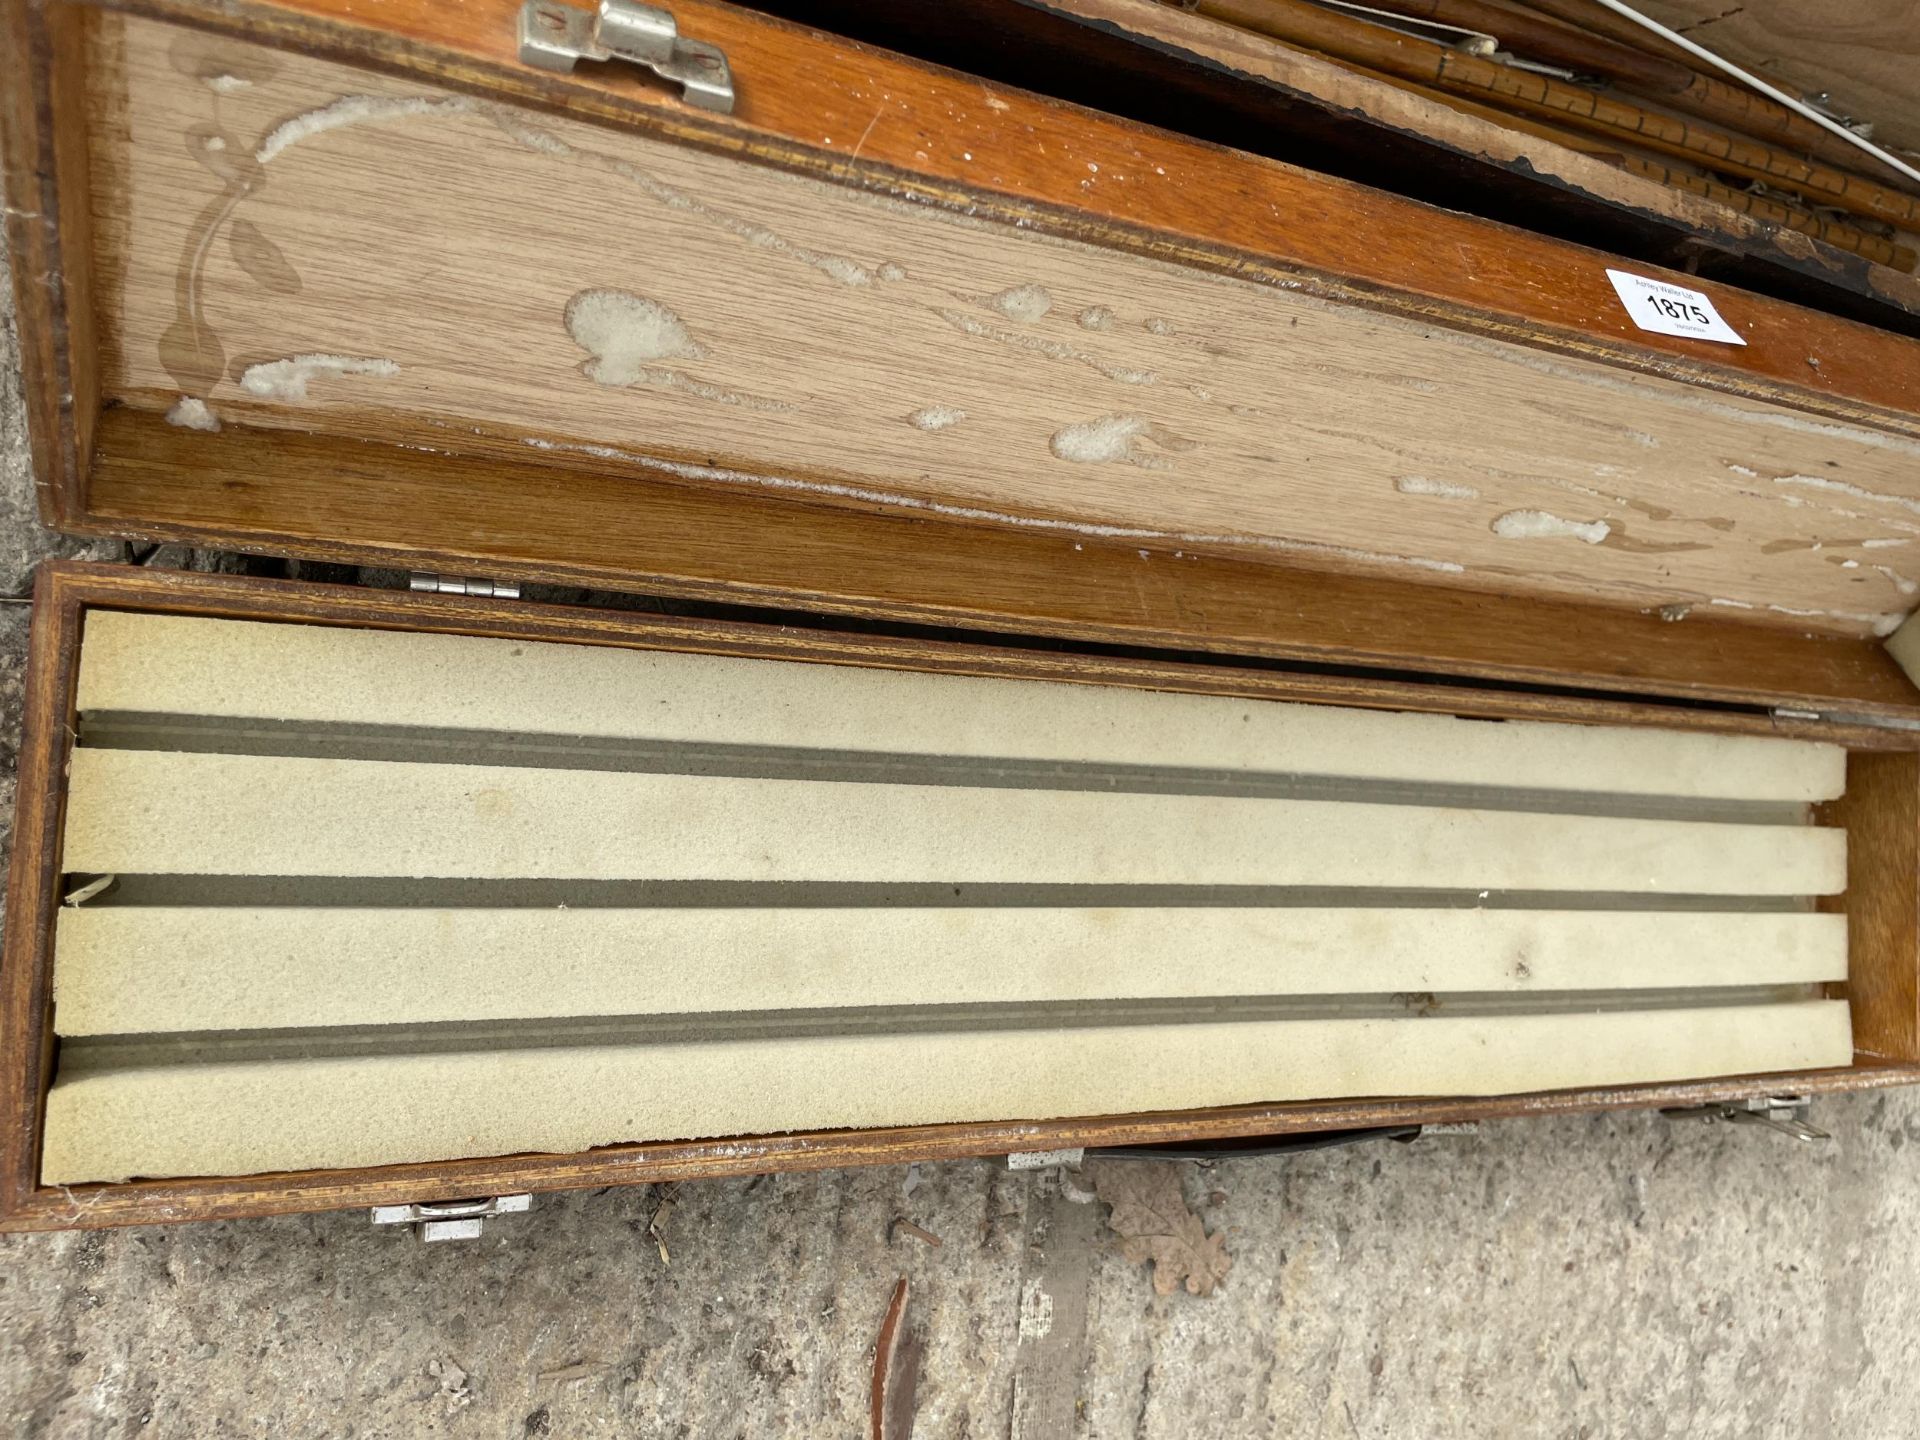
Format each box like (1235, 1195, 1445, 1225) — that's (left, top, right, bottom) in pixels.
(5, 0, 1920, 1231)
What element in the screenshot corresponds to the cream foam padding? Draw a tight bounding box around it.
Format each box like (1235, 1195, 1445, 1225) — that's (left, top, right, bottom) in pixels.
(51, 907, 1849, 1035)
(60, 748, 1845, 894)
(40, 1003, 1852, 1182)
(75, 612, 1845, 802)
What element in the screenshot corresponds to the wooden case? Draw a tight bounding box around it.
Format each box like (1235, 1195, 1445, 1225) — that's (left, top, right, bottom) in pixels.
(5, 0, 1920, 1230)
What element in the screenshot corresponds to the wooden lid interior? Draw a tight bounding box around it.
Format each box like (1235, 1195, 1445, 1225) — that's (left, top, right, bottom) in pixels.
(10, 0, 1920, 714)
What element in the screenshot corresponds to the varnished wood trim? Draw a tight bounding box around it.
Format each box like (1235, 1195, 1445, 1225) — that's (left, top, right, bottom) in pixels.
(1, 560, 1916, 1232)
(78, 411, 1920, 727)
(0, 566, 85, 1219)
(1819, 751, 1920, 1064)
(61, 0, 1920, 436)
(0, 0, 98, 530)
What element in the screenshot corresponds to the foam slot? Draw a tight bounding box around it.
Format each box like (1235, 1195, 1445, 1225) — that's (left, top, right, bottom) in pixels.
(76, 612, 1845, 802)
(51, 906, 1848, 1035)
(40, 1003, 1853, 1182)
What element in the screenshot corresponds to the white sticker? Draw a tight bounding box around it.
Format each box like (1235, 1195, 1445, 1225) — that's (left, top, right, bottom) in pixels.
(1605, 268, 1747, 346)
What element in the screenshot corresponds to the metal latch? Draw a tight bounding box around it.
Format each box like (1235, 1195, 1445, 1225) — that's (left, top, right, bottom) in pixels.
(1660, 1094, 1828, 1142)
(371, 1193, 533, 1241)
(409, 572, 522, 598)
(518, 0, 735, 114)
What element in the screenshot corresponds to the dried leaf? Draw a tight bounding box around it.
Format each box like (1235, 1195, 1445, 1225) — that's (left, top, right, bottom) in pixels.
(229, 218, 302, 295)
(889, 1217, 942, 1248)
(1090, 1162, 1231, 1297)
(647, 1197, 674, 1265)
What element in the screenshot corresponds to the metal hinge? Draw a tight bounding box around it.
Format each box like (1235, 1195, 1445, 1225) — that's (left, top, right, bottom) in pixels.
(1660, 1094, 1828, 1142)
(409, 572, 522, 598)
(518, 0, 735, 113)
(371, 1193, 534, 1241)
(1771, 705, 1920, 734)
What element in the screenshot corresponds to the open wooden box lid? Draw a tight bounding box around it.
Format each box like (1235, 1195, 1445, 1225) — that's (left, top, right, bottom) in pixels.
(8, 0, 1920, 714)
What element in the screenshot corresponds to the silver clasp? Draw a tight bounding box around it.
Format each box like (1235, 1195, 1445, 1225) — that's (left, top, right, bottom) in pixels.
(518, 0, 736, 114)
(371, 1193, 534, 1242)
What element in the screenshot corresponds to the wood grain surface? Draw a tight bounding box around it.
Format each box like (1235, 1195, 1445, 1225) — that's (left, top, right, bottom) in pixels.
(80, 16, 1920, 635)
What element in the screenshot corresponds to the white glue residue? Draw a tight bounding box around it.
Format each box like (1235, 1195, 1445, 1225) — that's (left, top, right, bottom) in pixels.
(1049, 414, 1194, 470)
(1491, 510, 1611, 545)
(909, 405, 966, 431)
(564, 289, 706, 385)
(1874, 565, 1920, 596)
(561, 289, 788, 409)
(164, 396, 221, 432)
(1711, 596, 1900, 633)
(255, 95, 478, 164)
(1774, 473, 1920, 517)
(1395, 475, 1479, 500)
(239, 354, 399, 401)
(1077, 306, 1116, 331)
(982, 284, 1051, 323)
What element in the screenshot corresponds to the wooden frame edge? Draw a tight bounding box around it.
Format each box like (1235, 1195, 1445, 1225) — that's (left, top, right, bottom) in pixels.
(0, 563, 85, 1224)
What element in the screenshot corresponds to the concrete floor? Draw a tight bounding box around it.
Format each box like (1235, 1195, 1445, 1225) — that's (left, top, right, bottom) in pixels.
(4, 225, 1920, 1440)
